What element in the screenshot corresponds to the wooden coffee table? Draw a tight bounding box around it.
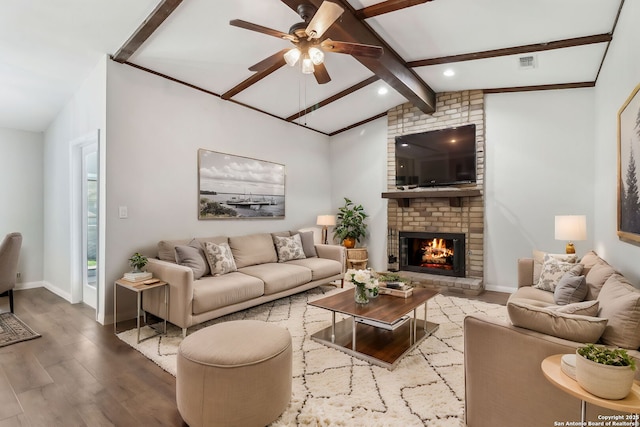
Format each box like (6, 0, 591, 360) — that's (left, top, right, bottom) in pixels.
(308, 287, 439, 370)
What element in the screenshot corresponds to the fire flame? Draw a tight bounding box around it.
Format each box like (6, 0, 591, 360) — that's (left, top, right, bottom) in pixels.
(421, 238, 453, 264)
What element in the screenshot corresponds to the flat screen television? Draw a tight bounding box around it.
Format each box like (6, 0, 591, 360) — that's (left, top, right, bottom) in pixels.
(395, 124, 477, 187)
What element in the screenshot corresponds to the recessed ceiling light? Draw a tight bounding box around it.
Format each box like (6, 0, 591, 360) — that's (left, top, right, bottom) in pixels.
(377, 86, 388, 95)
(443, 69, 455, 77)
(401, 143, 409, 147)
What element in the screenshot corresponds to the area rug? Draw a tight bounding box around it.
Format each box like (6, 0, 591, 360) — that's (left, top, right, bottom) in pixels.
(117, 286, 507, 426)
(0, 312, 41, 347)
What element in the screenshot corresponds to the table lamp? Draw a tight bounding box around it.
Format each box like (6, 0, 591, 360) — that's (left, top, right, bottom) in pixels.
(316, 215, 336, 245)
(555, 215, 587, 254)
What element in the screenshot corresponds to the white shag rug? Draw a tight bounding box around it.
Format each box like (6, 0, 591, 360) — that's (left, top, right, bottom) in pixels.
(117, 285, 507, 426)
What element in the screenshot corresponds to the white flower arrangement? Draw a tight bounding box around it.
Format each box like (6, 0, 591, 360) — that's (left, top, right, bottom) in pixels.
(346, 269, 379, 291)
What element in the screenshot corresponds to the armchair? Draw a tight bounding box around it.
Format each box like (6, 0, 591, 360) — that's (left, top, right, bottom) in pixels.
(0, 232, 22, 313)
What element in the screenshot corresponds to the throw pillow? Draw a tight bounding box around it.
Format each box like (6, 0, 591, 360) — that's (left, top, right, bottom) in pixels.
(550, 300, 599, 316)
(294, 231, 317, 258)
(553, 271, 587, 305)
(597, 274, 640, 349)
(584, 262, 616, 300)
(532, 250, 577, 284)
(534, 255, 583, 292)
(507, 300, 607, 343)
(175, 239, 210, 279)
(204, 242, 238, 276)
(273, 234, 306, 263)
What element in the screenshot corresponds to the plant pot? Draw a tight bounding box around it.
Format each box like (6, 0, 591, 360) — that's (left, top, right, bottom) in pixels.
(575, 351, 635, 399)
(343, 237, 356, 248)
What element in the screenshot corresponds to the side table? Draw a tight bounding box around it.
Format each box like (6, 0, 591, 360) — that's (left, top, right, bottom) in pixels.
(346, 248, 368, 270)
(542, 354, 640, 424)
(114, 278, 168, 343)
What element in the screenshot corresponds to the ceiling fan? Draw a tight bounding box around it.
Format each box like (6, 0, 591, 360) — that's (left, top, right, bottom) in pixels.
(230, 1, 383, 84)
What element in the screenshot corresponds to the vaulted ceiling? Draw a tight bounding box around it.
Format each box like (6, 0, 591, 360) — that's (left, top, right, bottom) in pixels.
(0, 0, 625, 134)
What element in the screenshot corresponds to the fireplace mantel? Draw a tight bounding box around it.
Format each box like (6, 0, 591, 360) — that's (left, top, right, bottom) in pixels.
(381, 188, 482, 207)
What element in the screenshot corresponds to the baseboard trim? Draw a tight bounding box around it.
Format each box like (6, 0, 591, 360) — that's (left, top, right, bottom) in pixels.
(41, 281, 73, 302)
(484, 284, 516, 294)
(15, 281, 45, 290)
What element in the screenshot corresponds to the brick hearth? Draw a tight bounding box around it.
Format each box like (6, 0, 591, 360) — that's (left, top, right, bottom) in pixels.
(386, 90, 485, 289)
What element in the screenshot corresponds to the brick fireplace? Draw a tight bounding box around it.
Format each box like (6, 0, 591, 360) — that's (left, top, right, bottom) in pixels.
(385, 90, 485, 294)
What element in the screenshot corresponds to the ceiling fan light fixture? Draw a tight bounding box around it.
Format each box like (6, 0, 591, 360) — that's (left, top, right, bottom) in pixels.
(301, 54, 314, 74)
(284, 48, 301, 67)
(308, 47, 324, 65)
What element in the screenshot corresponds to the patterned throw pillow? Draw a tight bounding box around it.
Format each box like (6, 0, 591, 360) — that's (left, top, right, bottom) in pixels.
(273, 234, 306, 263)
(534, 255, 583, 292)
(204, 242, 237, 276)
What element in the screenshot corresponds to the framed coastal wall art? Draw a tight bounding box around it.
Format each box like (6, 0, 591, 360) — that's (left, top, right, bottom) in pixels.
(617, 82, 640, 243)
(198, 149, 285, 219)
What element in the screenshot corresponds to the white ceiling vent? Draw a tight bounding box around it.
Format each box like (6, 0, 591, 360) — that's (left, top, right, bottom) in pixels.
(518, 55, 537, 70)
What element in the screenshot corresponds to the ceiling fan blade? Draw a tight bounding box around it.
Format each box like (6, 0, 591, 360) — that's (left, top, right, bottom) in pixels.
(305, 1, 344, 39)
(230, 19, 297, 42)
(313, 62, 331, 84)
(321, 39, 383, 59)
(248, 49, 289, 72)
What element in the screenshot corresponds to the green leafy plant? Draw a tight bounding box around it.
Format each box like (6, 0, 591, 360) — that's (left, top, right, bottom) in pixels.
(376, 272, 410, 283)
(128, 252, 148, 272)
(333, 197, 368, 244)
(577, 344, 636, 370)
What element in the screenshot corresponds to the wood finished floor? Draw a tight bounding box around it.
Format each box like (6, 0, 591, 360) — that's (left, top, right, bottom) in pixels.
(1, 286, 509, 426)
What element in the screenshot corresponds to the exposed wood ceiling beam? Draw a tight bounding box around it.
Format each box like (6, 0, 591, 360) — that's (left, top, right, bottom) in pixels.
(286, 76, 379, 122)
(483, 81, 595, 94)
(281, 0, 436, 114)
(355, 0, 433, 19)
(407, 33, 612, 67)
(221, 50, 288, 100)
(112, 0, 183, 63)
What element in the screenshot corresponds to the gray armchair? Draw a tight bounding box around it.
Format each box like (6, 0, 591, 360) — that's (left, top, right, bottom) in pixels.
(0, 232, 22, 313)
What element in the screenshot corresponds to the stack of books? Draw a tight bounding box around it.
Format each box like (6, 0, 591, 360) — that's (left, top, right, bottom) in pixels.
(123, 271, 153, 282)
(379, 282, 413, 298)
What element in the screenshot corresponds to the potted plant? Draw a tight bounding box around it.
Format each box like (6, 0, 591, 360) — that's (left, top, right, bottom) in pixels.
(575, 344, 636, 399)
(129, 252, 148, 273)
(334, 197, 368, 248)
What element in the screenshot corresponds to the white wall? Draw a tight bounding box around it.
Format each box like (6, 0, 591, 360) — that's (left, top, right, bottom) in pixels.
(329, 117, 388, 271)
(104, 61, 332, 323)
(593, 0, 640, 283)
(43, 56, 107, 304)
(0, 127, 44, 287)
(484, 88, 596, 291)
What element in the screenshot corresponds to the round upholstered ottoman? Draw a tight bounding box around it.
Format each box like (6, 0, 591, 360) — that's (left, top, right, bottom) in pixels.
(176, 320, 292, 427)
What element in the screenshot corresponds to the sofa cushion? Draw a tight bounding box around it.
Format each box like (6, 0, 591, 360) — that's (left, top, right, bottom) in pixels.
(550, 300, 599, 316)
(204, 242, 238, 276)
(273, 234, 306, 262)
(195, 235, 228, 247)
(532, 249, 577, 284)
(584, 262, 616, 300)
(509, 286, 556, 306)
(229, 233, 278, 268)
(507, 300, 607, 343)
(239, 263, 312, 295)
(175, 239, 210, 279)
(597, 273, 640, 349)
(553, 271, 587, 305)
(580, 250, 604, 270)
(294, 231, 318, 258)
(285, 257, 342, 280)
(192, 273, 264, 315)
(534, 255, 582, 292)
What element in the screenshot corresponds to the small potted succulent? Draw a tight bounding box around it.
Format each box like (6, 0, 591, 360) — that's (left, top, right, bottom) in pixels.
(128, 252, 148, 273)
(575, 344, 636, 399)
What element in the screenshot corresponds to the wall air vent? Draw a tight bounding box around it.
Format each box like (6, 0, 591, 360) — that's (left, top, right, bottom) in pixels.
(518, 55, 537, 70)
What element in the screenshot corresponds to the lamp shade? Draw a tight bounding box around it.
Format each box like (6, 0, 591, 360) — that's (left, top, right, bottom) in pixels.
(316, 215, 336, 227)
(555, 215, 587, 241)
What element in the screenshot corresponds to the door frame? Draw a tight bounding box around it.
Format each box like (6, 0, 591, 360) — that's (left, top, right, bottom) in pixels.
(70, 130, 102, 320)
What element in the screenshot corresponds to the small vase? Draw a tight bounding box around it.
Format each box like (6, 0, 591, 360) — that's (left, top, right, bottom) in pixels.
(575, 351, 635, 399)
(367, 287, 379, 299)
(343, 237, 356, 249)
(354, 285, 369, 304)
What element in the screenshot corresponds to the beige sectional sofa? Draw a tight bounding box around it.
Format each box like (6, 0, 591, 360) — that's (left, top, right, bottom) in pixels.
(142, 231, 345, 336)
(465, 251, 640, 427)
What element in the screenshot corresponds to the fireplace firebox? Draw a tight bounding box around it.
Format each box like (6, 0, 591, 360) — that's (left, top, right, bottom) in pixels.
(399, 231, 465, 277)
